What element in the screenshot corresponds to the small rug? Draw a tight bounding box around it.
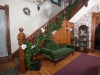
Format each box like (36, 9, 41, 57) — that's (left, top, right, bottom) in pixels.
(53, 54, 100, 75)
(0, 67, 18, 75)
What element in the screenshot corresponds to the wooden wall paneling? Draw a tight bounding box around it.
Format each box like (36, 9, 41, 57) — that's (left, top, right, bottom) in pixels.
(51, 19, 74, 45)
(0, 55, 12, 65)
(69, 22, 74, 45)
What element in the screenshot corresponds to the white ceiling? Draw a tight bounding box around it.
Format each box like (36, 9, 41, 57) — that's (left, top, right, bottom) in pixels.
(23, 0, 34, 4)
(92, 0, 100, 5)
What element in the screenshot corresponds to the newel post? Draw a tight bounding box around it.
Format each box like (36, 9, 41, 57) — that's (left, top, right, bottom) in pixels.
(17, 27, 26, 73)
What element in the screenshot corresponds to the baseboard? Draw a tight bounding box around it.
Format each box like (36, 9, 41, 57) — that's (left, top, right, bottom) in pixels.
(0, 49, 19, 65)
(0, 55, 12, 65)
(12, 49, 19, 60)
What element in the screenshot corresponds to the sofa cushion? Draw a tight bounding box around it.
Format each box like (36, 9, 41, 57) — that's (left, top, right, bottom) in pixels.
(60, 44, 67, 48)
(43, 39, 60, 51)
(52, 48, 73, 59)
(43, 41, 52, 50)
(66, 44, 74, 49)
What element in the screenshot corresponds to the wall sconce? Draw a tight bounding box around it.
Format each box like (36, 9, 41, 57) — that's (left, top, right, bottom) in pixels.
(33, 0, 47, 11)
(66, 28, 73, 31)
(66, 24, 73, 31)
(68, 28, 73, 31)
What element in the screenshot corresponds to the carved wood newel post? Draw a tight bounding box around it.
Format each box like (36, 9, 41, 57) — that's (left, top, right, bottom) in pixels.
(17, 27, 26, 73)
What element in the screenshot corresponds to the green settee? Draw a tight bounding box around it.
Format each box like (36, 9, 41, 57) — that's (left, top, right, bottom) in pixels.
(41, 39, 75, 65)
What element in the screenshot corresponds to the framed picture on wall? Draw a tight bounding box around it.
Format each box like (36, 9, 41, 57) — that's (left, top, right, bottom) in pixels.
(52, 0, 61, 6)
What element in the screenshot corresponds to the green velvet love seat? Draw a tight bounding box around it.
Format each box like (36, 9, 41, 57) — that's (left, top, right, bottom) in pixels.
(41, 39, 75, 65)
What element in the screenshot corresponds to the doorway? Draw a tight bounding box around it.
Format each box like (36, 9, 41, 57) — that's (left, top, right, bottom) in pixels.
(92, 12, 100, 52)
(94, 23, 100, 51)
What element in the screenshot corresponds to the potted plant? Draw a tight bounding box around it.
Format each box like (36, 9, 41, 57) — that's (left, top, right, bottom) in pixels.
(21, 42, 39, 70)
(73, 37, 78, 51)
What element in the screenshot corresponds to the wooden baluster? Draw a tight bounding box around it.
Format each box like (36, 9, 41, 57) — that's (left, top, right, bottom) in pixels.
(31, 36, 33, 43)
(17, 27, 26, 73)
(82, 0, 88, 7)
(45, 25, 47, 35)
(47, 24, 49, 34)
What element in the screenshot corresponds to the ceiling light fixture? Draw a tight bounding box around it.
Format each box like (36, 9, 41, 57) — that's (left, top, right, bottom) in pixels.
(33, 0, 47, 11)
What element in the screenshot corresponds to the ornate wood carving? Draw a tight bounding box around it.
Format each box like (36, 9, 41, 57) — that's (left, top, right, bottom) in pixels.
(17, 27, 26, 73)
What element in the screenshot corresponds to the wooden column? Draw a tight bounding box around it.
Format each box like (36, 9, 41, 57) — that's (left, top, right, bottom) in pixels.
(17, 27, 26, 73)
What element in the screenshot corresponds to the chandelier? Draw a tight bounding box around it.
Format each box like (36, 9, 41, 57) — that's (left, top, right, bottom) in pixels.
(33, 0, 47, 11)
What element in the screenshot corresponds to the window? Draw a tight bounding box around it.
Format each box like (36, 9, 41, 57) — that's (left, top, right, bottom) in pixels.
(0, 5, 11, 56)
(52, 0, 61, 6)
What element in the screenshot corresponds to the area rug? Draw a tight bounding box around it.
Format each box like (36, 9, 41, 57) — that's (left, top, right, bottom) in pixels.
(0, 67, 18, 75)
(53, 54, 100, 75)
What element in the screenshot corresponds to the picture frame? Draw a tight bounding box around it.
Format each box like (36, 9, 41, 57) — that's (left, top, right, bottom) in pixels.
(51, 0, 61, 6)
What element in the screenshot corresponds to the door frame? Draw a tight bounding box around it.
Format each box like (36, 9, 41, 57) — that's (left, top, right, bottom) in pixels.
(0, 5, 11, 55)
(91, 12, 100, 52)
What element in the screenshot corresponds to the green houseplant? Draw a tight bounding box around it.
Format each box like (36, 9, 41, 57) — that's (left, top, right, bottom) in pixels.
(21, 42, 38, 70)
(73, 37, 78, 51)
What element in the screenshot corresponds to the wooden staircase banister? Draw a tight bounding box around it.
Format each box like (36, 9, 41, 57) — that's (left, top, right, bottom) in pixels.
(27, 0, 89, 43)
(17, 27, 26, 73)
(17, 0, 89, 73)
(27, 9, 66, 44)
(27, 8, 65, 40)
(68, 0, 89, 20)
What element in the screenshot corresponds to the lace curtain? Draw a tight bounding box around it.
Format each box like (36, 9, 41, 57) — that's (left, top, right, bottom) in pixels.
(0, 10, 8, 57)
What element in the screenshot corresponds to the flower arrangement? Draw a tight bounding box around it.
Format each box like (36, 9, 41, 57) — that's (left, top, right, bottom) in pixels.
(20, 28, 46, 70)
(21, 42, 37, 70)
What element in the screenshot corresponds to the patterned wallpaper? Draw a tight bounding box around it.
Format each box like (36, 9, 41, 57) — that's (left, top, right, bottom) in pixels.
(74, 4, 100, 49)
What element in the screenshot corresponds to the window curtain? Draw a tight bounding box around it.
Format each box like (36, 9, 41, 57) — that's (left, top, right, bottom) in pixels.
(0, 10, 8, 57)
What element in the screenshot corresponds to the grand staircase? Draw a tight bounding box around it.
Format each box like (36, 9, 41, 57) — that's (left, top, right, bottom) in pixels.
(0, 0, 89, 74)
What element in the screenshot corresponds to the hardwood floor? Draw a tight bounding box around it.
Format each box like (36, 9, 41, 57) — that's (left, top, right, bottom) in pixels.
(19, 51, 100, 75)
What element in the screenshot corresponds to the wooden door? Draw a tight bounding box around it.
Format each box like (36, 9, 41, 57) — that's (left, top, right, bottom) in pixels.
(91, 12, 100, 52)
